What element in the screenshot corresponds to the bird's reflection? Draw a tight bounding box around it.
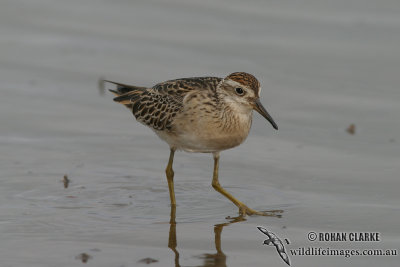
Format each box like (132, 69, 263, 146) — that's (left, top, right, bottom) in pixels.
(167, 206, 281, 267)
(168, 204, 180, 267)
(194, 215, 246, 267)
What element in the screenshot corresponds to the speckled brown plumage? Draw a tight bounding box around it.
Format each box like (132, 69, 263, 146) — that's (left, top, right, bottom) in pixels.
(226, 72, 260, 96)
(107, 77, 222, 131)
(106, 72, 277, 147)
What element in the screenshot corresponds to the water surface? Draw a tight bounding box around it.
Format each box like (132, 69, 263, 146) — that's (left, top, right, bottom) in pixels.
(1, 0, 399, 266)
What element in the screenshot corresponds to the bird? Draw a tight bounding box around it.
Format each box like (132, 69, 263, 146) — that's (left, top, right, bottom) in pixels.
(257, 226, 290, 266)
(105, 72, 278, 216)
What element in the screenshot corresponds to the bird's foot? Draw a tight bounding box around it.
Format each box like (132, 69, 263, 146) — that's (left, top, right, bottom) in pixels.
(238, 205, 283, 217)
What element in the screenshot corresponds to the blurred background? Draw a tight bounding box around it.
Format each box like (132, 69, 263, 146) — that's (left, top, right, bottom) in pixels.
(1, 0, 399, 266)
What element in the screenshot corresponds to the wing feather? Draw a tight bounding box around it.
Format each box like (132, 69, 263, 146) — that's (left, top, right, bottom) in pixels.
(106, 76, 222, 131)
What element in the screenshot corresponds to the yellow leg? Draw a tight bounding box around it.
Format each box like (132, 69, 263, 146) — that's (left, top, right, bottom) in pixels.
(211, 152, 282, 217)
(166, 148, 176, 205)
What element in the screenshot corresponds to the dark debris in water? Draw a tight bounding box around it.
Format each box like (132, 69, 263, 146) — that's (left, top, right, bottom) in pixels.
(75, 253, 92, 263)
(346, 123, 356, 135)
(63, 174, 70, 188)
(138, 257, 159, 264)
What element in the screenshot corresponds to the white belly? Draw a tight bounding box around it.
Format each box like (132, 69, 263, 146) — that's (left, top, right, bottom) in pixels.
(154, 112, 252, 153)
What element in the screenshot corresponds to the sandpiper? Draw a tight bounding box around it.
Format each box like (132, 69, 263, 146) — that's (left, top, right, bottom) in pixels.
(105, 72, 278, 216)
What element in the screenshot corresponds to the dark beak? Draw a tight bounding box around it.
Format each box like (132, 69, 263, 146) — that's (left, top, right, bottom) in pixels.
(253, 99, 278, 130)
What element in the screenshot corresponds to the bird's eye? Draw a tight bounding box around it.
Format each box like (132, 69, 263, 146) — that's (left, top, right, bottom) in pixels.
(235, 87, 244, 95)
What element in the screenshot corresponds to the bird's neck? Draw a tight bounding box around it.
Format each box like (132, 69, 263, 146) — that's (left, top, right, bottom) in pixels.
(219, 98, 253, 133)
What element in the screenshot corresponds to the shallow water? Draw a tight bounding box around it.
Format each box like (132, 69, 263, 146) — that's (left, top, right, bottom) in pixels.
(1, 0, 399, 266)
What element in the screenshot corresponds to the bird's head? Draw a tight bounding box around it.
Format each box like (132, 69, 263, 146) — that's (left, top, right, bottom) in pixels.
(218, 72, 278, 130)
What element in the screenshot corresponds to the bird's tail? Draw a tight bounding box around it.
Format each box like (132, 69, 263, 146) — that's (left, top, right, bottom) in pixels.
(103, 80, 146, 109)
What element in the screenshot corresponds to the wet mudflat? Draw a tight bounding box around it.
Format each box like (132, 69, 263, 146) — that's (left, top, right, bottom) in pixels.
(1, 0, 399, 266)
